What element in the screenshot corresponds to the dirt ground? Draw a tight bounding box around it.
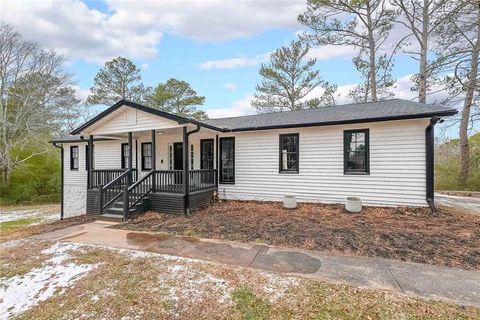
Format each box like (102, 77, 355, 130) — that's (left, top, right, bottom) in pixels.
(116, 201, 480, 270)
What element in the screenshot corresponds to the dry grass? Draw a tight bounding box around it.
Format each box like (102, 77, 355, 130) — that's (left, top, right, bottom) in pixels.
(116, 200, 480, 270)
(0, 215, 95, 242)
(2, 239, 479, 319)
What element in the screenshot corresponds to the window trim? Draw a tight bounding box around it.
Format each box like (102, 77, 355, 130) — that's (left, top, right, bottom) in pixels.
(70, 146, 79, 171)
(279, 133, 299, 174)
(343, 129, 370, 175)
(219, 137, 235, 184)
(200, 138, 214, 170)
(121, 143, 129, 169)
(141, 142, 153, 171)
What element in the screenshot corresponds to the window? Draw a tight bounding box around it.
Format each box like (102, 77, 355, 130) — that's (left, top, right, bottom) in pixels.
(220, 137, 235, 184)
(169, 145, 173, 170)
(279, 133, 299, 173)
(85, 145, 94, 171)
(190, 144, 194, 169)
(70, 146, 79, 170)
(344, 129, 369, 174)
(141, 142, 152, 171)
(200, 139, 214, 169)
(121, 143, 130, 169)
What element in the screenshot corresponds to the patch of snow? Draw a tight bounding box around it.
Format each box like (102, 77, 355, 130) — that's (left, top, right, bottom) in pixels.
(0, 209, 59, 224)
(161, 264, 232, 315)
(0, 241, 96, 320)
(261, 272, 299, 302)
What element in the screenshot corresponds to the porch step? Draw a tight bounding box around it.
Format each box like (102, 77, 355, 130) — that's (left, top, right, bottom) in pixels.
(97, 213, 124, 222)
(104, 206, 137, 215)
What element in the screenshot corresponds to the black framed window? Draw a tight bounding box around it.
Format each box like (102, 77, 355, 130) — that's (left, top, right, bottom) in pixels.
(70, 146, 79, 170)
(200, 139, 214, 169)
(85, 145, 94, 171)
(220, 137, 235, 184)
(121, 143, 129, 169)
(141, 142, 152, 171)
(344, 129, 369, 174)
(279, 133, 299, 173)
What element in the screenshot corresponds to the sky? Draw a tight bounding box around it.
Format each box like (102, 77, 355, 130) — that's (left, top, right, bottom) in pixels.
(0, 0, 466, 137)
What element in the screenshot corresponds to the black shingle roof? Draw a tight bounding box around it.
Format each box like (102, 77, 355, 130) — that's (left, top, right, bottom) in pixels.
(202, 99, 457, 131)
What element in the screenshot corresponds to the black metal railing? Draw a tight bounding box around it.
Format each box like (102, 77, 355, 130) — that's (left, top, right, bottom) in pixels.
(189, 169, 216, 192)
(92, 169, 137, 189)
(125, 171, 154, 220)
(98, 169, 132, 214)
(154, 170, 183, 193)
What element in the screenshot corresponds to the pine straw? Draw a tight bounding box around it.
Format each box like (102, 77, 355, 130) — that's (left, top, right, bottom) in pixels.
(115, 201, 480, 270)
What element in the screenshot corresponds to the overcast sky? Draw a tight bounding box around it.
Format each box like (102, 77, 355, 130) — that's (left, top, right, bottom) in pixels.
(0, 0, 462, 137)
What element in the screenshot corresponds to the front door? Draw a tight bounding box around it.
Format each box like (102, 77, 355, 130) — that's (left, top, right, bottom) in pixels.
(200, 139, 214, 169)
(173, 142, 183, 170)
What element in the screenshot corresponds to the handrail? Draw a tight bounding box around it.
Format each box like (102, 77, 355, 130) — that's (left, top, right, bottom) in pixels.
(125, 171, 154, 218)
(99, 169, 132, 213)
(189, 169, 216, 192)
(92, 169, 137, 189)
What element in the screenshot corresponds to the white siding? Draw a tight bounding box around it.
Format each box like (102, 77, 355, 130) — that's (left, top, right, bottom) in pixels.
(62, 118, 429, 212)
(86, 106, 182, 135)
(217, 118, 429, 207)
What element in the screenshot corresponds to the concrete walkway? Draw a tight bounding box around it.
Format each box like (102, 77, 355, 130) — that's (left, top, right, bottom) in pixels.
(436, 192, 480, 215)
(33, 221, 480, 307)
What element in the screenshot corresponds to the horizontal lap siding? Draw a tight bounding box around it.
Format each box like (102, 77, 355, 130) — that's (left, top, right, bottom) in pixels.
(218, 119, 428, 207)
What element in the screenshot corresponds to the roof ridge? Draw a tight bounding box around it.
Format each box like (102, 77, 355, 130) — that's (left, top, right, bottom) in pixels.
(206, 98, 404, 121)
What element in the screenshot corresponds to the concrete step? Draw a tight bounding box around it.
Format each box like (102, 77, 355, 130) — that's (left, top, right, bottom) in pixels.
(97, 213, 124, 222)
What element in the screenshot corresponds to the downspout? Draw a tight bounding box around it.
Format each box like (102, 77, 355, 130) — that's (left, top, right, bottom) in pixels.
(183, 124, 201, 216)
(425, 117, 439, 212)
(53, 143, 64, 220)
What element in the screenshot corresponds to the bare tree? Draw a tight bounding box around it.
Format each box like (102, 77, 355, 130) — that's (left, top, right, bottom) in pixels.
(0, 25, 77, 186)
(433, 0, 480, 188)
(299, 0, 397, 102)
(390, 0, 451, 103)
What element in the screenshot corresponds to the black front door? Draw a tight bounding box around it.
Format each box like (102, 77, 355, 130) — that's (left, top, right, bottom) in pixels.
(200, 139, 214, 169)
(173, 142, 183, 170)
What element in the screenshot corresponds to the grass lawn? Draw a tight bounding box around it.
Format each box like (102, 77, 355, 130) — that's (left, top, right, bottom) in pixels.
(0, 204, 95, 242)
(1, 238, 479, 319)
(115, 200, 480, 270)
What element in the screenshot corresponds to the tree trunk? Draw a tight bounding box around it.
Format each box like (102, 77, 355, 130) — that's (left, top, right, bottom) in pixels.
(366, 3, 378, 102)
(458, 6, 480, 188)
(418, 0, 429, 104)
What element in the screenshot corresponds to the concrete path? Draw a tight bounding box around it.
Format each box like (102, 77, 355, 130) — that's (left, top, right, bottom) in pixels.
(33, 221, 480, 307)
(436, 192, 480, 214)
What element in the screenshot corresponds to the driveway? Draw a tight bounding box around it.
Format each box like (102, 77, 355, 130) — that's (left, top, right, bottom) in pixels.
(34, 221, 480, 307)
(436, 192, 480, 214)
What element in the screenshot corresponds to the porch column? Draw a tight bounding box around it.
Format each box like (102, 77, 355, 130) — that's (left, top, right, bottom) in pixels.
(215, 135, 219, 188)
(128, 131, 133, 185)
(88, 135, 94, 189)
(182, 126, 189, 215)
(151, 129, 156, 192)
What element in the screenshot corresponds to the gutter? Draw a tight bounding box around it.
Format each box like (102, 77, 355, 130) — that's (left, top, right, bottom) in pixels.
(52, 143, 64, 220)
(425, 117, 440, 212)
(183, 124, 201, 216)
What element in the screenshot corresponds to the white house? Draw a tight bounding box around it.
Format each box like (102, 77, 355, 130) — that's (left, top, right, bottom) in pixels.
(51, 99, 457, 221)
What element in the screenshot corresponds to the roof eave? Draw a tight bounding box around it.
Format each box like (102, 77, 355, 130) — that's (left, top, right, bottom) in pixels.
(70, 99, 224, 135)
(222, 110, 458, 132)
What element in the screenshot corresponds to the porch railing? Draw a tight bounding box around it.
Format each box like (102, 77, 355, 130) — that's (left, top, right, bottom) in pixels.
(98, 169, 132, 214)
(92, 169, 137, 189)
(189, 169, 216, 192)
(154, 170, 183, 193)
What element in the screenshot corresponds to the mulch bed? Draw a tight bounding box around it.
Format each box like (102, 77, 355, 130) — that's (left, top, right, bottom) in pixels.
(115, 201, 480, 270)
